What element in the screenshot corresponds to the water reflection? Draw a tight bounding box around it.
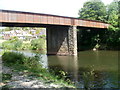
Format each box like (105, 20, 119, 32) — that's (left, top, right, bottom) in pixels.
(57, 56, 78, 82)
(47, 51, 119, 89)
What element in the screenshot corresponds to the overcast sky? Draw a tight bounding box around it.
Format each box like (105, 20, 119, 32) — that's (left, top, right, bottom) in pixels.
(0, 0, 113, 17)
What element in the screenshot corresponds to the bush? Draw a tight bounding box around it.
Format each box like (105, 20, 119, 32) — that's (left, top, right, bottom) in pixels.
(2, 52, 25, 64)
(2, 73, 12, 83)
(13, 40, 23, 50)
(30, 38, 45, 50)
(2, 37, 23, 50)
(23, 55, 46, 73)
(2, 41, 14, 50)
(21, 42, 31, 50)
(2, 52, 45, 73)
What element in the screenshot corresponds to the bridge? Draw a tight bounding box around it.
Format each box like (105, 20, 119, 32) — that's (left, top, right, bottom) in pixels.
(0, 10, 109, 55)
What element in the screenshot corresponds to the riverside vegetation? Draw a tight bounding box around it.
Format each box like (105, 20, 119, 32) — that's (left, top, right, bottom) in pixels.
(0, 30, 75, 88)
(78, 0, 119, 51)
(1, 35, 46, 53)
(1, 51, 75, 88)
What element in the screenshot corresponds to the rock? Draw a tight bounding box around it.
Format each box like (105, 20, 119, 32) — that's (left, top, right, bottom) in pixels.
(50, 83, 60, 88)
(0, 82, 6, 87)
(2, 66, 12, 74)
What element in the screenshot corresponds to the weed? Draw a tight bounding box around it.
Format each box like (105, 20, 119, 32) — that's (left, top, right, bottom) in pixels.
(2, 73, 12, 83)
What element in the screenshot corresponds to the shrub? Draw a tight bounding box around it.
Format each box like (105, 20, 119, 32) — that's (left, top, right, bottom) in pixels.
(21, 42, 31, 50)
(30, 38, 45, 50)
(2, 37, 23, 50)
(13, 40, 23, 50)
(2, 52, 45, 73)
(2, 41, 14, 50)
(2, 73, 12, 83)
(2, 52, 25, 64)
(23, 55, 45, 73)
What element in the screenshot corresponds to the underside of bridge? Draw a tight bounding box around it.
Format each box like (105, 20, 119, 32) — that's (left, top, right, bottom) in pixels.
(77, 27, 107, 51)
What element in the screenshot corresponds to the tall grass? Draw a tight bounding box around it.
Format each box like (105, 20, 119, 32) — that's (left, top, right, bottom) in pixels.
(2, 52, 75, 88)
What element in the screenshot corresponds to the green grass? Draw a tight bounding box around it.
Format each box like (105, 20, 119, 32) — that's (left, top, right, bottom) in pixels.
(0, 73, 12, 89)
(2, 73, 12, 83)
(2, 52, 75, 88)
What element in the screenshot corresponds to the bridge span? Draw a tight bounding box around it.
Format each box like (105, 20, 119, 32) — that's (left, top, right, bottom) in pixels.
(0, 10, 109, 55)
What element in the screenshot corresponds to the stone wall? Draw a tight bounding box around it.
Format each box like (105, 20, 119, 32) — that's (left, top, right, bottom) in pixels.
(68, 26, 77, 55)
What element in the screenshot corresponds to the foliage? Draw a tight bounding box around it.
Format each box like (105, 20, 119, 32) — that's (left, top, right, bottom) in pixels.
(2, 52, 43, 72)
(2, 52, 25, 64)
(1, 27, 46, 51)
(23, 55, 46, 73)
(78, 0, 107, 22)
(1, 36, 46, 52)
(107, 0, 119, 26)
(106, 30, 120, 49)
(83, 67, 95, 89)
(30, 38, 46, 50)
(82, 66, 107, 89)
(2, 73, 12, 83)
(21, 42, 31, 50)
(106, 0, 120, 49)
(2, 52, 75, 88)
(2, 37, 23, 50)
(78, 0, 119, 50)
(36, 29, 41, 34)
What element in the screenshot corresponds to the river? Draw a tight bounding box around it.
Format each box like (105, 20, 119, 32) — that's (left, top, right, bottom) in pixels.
(47, 50, 119, 88)
(1, 49, 119, 89)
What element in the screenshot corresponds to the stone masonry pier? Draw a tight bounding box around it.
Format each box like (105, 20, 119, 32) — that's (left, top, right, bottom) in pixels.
(47, 26, 77, 55)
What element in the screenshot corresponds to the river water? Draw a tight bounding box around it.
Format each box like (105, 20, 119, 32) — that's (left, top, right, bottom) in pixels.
(47, 50, 119, 89)
(1, 49, 119, 89)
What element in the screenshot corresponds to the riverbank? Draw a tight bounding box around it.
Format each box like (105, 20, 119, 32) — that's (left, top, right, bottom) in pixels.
(0, 56, 75, 89)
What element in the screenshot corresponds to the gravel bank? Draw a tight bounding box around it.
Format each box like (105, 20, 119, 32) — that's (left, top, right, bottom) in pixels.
(0, 59, 75, 88)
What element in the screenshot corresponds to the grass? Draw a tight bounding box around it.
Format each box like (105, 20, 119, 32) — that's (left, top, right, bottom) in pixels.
(2, 73, 12, 83)
(0, 73, 12, 89)
(1, 51, 75, 88)
(14, 64, 74, 87)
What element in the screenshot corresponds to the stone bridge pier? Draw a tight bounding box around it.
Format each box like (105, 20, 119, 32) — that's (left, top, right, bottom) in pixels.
(47, 25, 77, 55)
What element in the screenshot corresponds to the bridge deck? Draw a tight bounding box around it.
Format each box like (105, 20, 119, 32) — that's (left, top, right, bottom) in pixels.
(0, 10, 109, 28)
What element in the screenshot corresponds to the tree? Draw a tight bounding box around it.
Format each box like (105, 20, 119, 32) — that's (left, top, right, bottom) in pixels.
(107, 0, 119, 30)
(78, 0, 107, 22)
(106, 0, 120, 49)
(78, 0, 120, 50)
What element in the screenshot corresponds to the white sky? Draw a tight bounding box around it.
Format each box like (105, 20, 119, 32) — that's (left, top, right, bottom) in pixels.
(0, 0, 113, 17)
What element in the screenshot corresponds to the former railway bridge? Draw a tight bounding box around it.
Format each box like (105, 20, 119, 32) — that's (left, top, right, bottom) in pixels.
(0, 10, 109, 55)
